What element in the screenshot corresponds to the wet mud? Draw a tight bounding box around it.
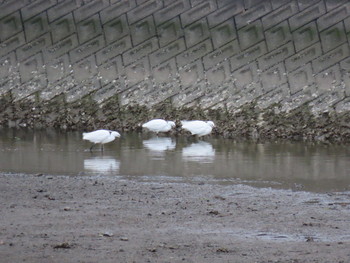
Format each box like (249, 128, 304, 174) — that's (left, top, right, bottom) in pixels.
(1, 173, 350, 262)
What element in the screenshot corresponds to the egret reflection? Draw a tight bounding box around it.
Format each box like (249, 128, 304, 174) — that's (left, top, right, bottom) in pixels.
(182, 141, 215, 162)
(2, 129, 350, 192)
(84, 156, 120, 173)
(143, 137, 176, 152)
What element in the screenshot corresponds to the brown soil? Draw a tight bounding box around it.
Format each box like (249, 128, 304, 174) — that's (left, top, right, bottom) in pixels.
(0, 173, 349, 263)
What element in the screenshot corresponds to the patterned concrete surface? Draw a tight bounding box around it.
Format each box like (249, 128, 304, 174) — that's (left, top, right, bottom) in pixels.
(1, 0, 350, 114)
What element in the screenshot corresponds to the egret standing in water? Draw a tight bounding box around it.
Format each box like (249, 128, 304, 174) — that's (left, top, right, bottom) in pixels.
(142, 119, 176, 134)
(181, 120, 215, 137)
(83, 129, 121, 152)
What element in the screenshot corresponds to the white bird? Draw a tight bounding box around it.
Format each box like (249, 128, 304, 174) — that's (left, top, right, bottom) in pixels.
(142, 119, 176, 134)
(83, 129, 121, 151)
(181, 120, 215, 137)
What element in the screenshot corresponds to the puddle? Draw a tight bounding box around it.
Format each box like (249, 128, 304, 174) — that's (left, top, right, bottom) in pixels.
(1, 128, 350, 192)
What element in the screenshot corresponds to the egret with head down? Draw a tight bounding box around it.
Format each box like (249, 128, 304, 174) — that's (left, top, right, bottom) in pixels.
(142, 119, 176, 134)
(181, 120, 215, 137)
(83, 129, 121, 151)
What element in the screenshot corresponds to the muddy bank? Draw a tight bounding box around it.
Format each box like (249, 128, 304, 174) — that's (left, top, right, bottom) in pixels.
(1, 93, 350, 142)
(0, 173, 349, 262)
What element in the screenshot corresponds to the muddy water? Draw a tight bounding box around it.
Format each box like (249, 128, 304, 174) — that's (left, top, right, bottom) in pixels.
(0, 128, 350, 192)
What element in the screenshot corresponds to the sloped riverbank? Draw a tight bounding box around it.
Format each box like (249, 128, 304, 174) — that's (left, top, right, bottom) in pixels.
(2, 96, 350, 143)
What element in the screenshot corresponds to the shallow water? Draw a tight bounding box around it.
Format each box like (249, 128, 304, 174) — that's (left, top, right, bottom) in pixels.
(0, 128, 350, 192)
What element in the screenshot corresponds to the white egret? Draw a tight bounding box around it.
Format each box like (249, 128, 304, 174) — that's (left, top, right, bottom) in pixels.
(142, 119, 176, 134)
(181, 120, 215, 137)
(83, 129, 121, 151)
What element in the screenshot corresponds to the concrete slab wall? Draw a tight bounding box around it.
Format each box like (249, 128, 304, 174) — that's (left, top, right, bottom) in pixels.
(1, 0, 350, 119)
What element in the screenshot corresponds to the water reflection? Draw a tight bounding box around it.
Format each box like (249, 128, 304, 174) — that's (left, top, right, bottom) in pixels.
(84, 156, 120, 174)
(1, 128, 350, 192)
(143, 137, 176, 152)
(182, 141, 215, 163)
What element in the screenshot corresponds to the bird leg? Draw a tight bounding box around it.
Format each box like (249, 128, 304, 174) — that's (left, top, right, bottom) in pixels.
(100, 144, 104, 152)
(90, 144, 94, 152)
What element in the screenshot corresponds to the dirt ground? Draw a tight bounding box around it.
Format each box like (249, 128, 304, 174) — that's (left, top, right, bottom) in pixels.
(0, 173, 349, 263)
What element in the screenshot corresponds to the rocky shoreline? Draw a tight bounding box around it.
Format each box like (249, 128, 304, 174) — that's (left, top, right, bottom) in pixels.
(1, 94, 350, 143)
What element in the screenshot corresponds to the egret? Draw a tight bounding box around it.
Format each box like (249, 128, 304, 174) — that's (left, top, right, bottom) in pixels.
(142, 119, 176, 134)
(83, 129, 121, 151)
(181, 120, 215, 137)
